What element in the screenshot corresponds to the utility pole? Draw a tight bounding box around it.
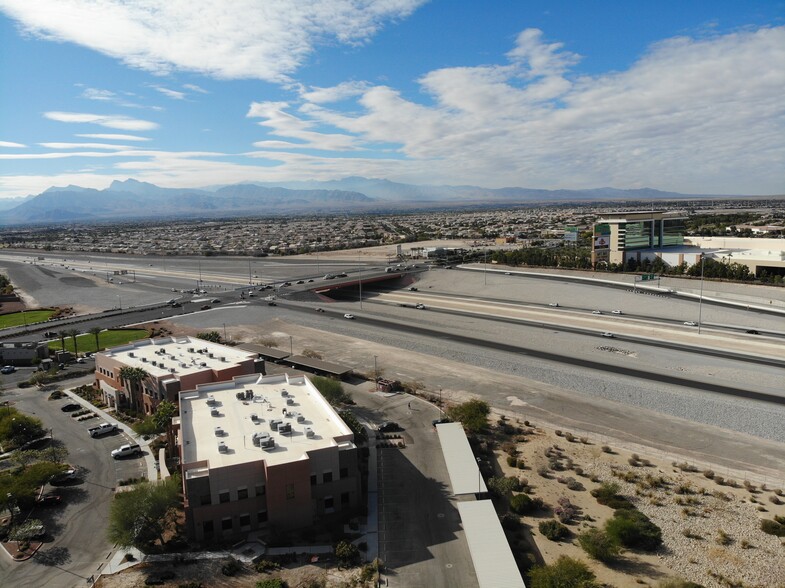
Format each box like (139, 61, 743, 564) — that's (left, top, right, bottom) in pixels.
(358, 251, 363, 310)
(698, 253, 705, 334)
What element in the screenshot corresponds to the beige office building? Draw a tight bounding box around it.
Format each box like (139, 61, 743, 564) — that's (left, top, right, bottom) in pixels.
(174, 373, 361, 541)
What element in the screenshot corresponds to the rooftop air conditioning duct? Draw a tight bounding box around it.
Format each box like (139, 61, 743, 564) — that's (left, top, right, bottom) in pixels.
(214, 426, 223, 436)
(278, 422, 291, 434)
(304, 427, 314, 438)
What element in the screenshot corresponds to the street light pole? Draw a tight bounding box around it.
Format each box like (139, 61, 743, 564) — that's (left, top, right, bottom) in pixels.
(484, 250, 487, 285)
(289, 335, 293, 357)
(373, 355, 378, 389)
(117, 295, 122, 310)
(358, 251, 363, 310)
(697, 253, 705, 335)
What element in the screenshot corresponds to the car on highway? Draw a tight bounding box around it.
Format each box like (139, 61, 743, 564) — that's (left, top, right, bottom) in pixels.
(111, 443, 142, 459)
(170, 302, 181, 308)
(0, 365, 15, 374)
(296, 280, 304, 284)
(343, 313, 355, 320)
(591, 310, 602, 315)
(745, 329, 760, 335)
(315, 307, 325, 312)
(504, 271, 511, 275)
(267, 301, 277, 306)
(409, 287, 418, 291)
(683, 321, 697, 326)
(377, 421, 401, 432)
(200, 305, 211, 310)
(61, 403, 81, 412)
(611, 309, 623, 315)
(415, 303, 426, 310)
(548, 302, 560, 307)
(601, 332, 615, 338)
(211, 299, 221, 303)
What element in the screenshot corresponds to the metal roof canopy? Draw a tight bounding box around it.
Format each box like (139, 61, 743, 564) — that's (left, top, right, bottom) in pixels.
(236, 343, 290, 361)
(436, 422, 487, 495)
(458, 501, 526, 588)
(287, 355, 352, 377)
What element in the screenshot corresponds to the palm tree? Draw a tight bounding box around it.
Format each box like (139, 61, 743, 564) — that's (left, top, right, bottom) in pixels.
(65, 329, 80, 356)
(119, 366, 149, 413)
(89, 326, 103, 353)
(58, 331, 67, 352)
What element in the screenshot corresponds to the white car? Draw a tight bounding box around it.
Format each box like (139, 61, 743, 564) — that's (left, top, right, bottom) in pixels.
(601, 332, 615, 338)
(343, 313, 355, 320)
(611, 309, 623, 315)
(548, 302, 560, 307)
(415, 303, 426, 310)
(111, 443, 142, 459)
(683, 321, 697, 326)
(592, 310, 602, 315)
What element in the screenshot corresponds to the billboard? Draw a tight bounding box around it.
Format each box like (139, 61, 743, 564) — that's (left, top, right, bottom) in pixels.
(593, 223, 610, 250)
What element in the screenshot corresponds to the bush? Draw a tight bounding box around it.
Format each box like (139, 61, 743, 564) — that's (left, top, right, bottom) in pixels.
(510, 493, 535, 515)
(539, 519, 569, 541)
(334, 540, 360, 567)
(578, 528, 620, 562)
(529, 556, 599, 588)
(446, 399, 490, 433)
(506, 456, 517, 467)
(487, 476, 522, 496)
(221, 556, 243, 576)
(601, 445, 612, 453)
(604, 509, 662, 551)
(517, 459, 526, 469)
(256, 580, 287, 588)
(254, 560, 280, 573)
(760, 519, 785, 537)
(591, 481, 632, 510)
(657, 580, 705, 588)
(311, 376, 352, 405)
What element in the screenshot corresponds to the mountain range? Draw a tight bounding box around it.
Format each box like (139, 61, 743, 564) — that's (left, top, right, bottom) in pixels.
(0, 177, 758, 225)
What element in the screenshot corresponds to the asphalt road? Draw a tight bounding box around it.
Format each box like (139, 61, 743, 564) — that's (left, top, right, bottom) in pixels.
(0, 379, 143, 588)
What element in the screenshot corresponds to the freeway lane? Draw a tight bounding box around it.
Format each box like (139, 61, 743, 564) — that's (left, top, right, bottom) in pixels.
(276, 300, 785, 405)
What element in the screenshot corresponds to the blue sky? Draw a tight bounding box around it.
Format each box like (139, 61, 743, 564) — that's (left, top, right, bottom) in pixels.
(0, 0, 783, 199)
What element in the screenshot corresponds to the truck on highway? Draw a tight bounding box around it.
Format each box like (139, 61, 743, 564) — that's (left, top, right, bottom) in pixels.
(88, 422, 117, 437)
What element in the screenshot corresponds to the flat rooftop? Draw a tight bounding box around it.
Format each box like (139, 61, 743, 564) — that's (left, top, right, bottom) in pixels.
(179, 373, 355, 470)
(102, 336, 255, 379)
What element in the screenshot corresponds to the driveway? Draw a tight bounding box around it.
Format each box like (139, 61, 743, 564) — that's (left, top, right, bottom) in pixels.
(0, 380, 142, 588)
(352, 385, 478, 588)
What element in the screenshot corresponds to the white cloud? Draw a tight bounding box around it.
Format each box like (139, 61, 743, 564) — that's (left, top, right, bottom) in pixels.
(81, 87, 115, 101)
(183, 83, 208, 94)
(247, 101, 360, 151)
(38, 142, 133, 150)
(76, 133, 151, 141)
(0, 141, 27, 148)
(300, 81, 371, 104)
(0, 0, 426, 82)
(153, 86, 186, 100)
(43, 111, 159, 131)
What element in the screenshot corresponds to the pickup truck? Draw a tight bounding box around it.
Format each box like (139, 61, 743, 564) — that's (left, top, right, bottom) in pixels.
(88, 422, 117, 437)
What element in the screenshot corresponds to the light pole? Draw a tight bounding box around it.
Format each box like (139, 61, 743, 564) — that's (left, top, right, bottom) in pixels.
(697, 253, 705, 334)
(358, 251, 363, 310)
(373, 355, 378, 389)
(484, 249, 487, 285)
(289, 335, 293, 357)
(117, 295, 122, 310)
(476, 457, 482, 495)
(248, 259, 253, 285)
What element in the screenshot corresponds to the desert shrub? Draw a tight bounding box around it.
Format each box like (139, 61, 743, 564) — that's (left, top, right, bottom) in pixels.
(564, 432, 575, 442)
(605, 509, 662, 551)
(510, 493, 536, 515)
(487, 476, 522, 496)
(537, 466, 550, 478)
(591, 481, 632, 510)
(256, 580, 286, 588)
(221, 557, 243, 576)
(529, 556, 598, 588)
(682, 528, 702, 540)
(760, 519, 785, 537)
(502, 442, 518, 456)
(539, 519, 569, 541)
(254, 560, 280, 573)
(578, 528, 620, 562)
(500, 513, 521, 531)
(517, 459, 526, 469)
(555, 430, 563, 437)
(769, 495, 783, 505)
(775, 515, 785, 525)
(601, 445, 612, 453)
(657, 580, 704, 588)
(334, 540, 360, 567)
(566, 478, 584, 491)
(506, 456, 517, 467)
(580, 436, 588, 444)
(574, 467, 584, 476)
(555, 497, 577, 523)
(446, 399, 490, 433)
(311, 376, 352, 406)
(702, 469, 715, 479)
(716, 529, 732, 546)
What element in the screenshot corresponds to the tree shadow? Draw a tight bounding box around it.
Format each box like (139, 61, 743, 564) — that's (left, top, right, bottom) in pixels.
(34, 546, 72, 566)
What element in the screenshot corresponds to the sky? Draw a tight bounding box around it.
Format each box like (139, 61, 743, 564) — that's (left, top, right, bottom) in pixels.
(0, 1, 783, 200)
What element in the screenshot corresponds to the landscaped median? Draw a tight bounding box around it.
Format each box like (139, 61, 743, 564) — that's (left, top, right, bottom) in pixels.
(0, 309, 57, 329)
(47, 328, 149, 355)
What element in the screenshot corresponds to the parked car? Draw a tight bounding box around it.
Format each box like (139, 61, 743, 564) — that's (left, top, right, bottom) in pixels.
(377, 421, 401, 432)
(50, 468, 78, 485)
(170, 302, 182, 308)
(343, 313, 355, 320)
(35, 493, 62, 507)
(683, 321, 697, 326)
(60, 403, 81, 412)
(745, 329, 760, 335)
(88, 422, 117, 437)
(267, 301, 277, 306)
(111, 443, 142, 459)
(0, 365, 15, 374)
(76, 358, 85, 364)
(212, 299, 221, 303)
(409, 287, 418, 291)
(296, 280, 304, 284)
(432, 417, 451, 427)
(200, 305, 211, 310)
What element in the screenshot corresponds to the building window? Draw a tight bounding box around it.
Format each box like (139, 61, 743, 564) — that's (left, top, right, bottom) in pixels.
(239, 513, 251, 528)
(255, 484, 265, 496)
(341, 492, 350, 505)
(257, 510, 268, 523)
(310, 474, 317, 486)
(200, 494, 211, 506)
(340, 467, 348, 479)
(324, 496, 334, 512)
(221, 518, 233, 531)
(237, 487, 248, 500)
(323, 471, 333, 483)
(285, 483, 295, 500)
(219, 491, 230, 504)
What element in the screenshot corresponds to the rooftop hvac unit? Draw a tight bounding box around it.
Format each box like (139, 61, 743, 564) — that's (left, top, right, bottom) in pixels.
(220, 357, 226, 362)
(235, 391, 245, 400)
(207, 395, 216, 405)
(286, 398, 294, 406)
(187, 347, 194, 353)
(151, 360, 157, 367)
(278, 422, 291, 434)
(252, 431, 271, 446)
(260, 437, 275, 449)
(214, 426, 223, 436)
(245, 389, 253, 400)
(296, 414, 305, 423)
(180, 363, 187, 368)
(270, 419, 282, 431)
(281, 390, 288, 397)
(129, 352, 135, 357)
(208, 353, 214, 358)
(218, 441, 227, 453)
(141, 357, 147, 362)
(170, 368, 176, 373)
(250, 413, 258, 422)
(200, 362, 207, 367)
(211, 408, 219, 417)
(304, 427, 314, 438)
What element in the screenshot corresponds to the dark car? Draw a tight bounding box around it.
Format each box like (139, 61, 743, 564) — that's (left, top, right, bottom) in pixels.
(61, 403, 81, 412)
(315, 307, 325, 312)
(200, 305, 211, 310)
(50, 468, 78, 485)
(35, 493, 62, 507)
(296, 280, 304, 284)
(432, 417, 451, 427)
(377, 421, 401, 432)
(746, 329, 760, 335)
(267, 301, 277, 306)
(170, 302, 181, 308)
